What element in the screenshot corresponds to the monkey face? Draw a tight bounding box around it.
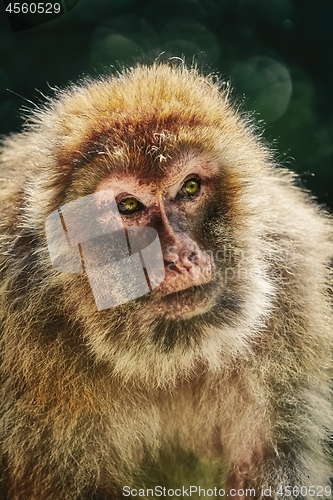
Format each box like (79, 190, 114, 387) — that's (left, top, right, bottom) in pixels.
(94, 151, 219, 317)
(32, 64, 276, 383)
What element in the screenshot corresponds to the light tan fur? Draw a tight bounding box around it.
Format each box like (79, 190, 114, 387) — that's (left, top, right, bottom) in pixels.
(0, 62, 332, 500)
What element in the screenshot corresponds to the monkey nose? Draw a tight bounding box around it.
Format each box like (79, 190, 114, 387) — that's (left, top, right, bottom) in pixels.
(164, 251, 198, 273)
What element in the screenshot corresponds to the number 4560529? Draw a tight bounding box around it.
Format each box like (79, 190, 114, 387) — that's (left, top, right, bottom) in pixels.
(5, 3, 61, 14)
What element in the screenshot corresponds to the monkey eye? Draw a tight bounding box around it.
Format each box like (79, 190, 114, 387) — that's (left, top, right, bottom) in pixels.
(178, 177, 201, 198)
(118, 197, 143, 215)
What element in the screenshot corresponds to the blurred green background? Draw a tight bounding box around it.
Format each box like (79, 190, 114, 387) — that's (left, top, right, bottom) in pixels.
(1, 0, 333, 207)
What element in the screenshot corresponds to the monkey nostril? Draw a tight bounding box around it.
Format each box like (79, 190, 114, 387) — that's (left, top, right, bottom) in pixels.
(164, 259, 179, 271)
(180, 250, 199, 267)
(188, 251, 197, 263)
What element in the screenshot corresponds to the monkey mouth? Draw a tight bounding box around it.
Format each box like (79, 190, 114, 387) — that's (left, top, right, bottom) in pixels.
(153, 280, 218, 316)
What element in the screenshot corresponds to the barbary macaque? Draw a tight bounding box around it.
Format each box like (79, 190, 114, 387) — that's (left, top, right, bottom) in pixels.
(0, 62, 332, 500)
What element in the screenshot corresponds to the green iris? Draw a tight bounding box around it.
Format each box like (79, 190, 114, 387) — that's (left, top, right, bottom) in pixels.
(119, 197, 139, 214)
(185, 179, 200, 195)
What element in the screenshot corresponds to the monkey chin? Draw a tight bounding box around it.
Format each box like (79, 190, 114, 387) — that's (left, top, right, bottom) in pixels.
(153, 282, 217, 318)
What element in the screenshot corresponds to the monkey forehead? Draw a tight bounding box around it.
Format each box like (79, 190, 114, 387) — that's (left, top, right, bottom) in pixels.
(96, 150, 218, 198)
(49, 64, 249, 168)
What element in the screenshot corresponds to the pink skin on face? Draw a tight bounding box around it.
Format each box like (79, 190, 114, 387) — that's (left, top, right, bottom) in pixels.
(94, 154, 218, 304)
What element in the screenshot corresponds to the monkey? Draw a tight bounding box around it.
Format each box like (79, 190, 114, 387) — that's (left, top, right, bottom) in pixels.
(0, 60, 333, 500)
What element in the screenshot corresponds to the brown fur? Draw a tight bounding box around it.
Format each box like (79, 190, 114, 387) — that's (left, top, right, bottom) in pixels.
(0, 62, 333, 500)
